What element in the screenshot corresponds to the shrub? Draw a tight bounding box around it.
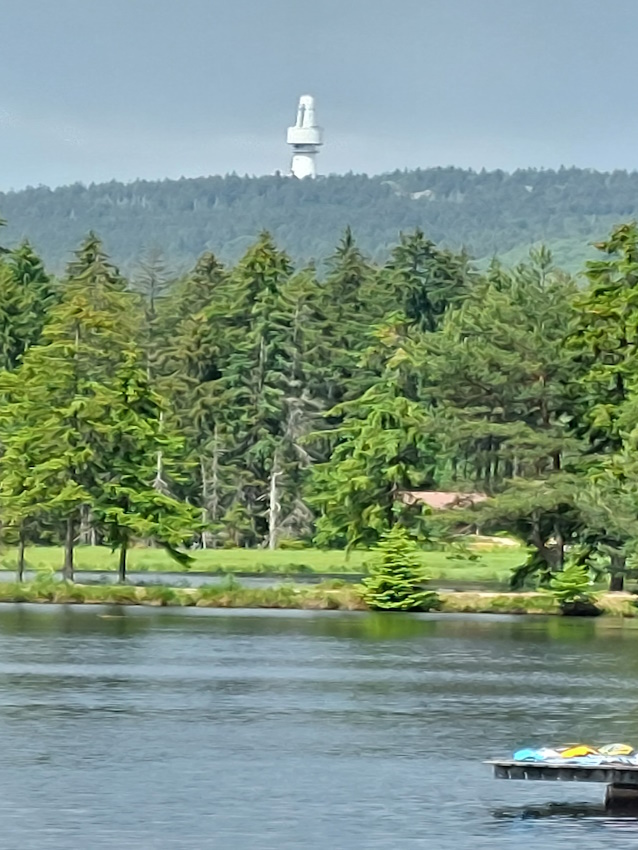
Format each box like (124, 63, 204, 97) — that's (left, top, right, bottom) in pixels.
(549, 564, 600, 615)
(362, 527, 440, 612)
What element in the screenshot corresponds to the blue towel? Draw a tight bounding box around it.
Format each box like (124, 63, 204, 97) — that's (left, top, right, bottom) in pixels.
(513, 748, 545, 761)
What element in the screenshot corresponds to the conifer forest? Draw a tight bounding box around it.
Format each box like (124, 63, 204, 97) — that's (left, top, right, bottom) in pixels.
(4, 167, 638, 273)
(2, 213, 638, 592)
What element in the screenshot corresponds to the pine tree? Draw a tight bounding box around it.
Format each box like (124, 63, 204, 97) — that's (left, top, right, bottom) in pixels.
(567, 223, 638, 586)
(133, 246, 174, 382)
(385, 228, 473, 332)
(571, 222, 638, 453)
(159, 251, 227, 336)
(90, 352, 199, 581)
(0, 263, 31, 371)
(7, 240, 55, 308)
(0, 349, 107, 580)
(574, 379, 638, 590)
(161, 233, 309, 546)
(216, 233, 295, 544)
(315, 228, 380, 406)
(310, 330, 436, 549)
(0, 235, 141, 579)
(0, 242, 56, 372)
(161, 257, 238, 546)
(417, 249, 584, 574)
(66, 232, 127, 290)
(362, 526, 439, 611)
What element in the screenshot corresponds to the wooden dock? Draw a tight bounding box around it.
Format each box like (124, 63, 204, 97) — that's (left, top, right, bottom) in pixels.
(487, 760, 638, 809)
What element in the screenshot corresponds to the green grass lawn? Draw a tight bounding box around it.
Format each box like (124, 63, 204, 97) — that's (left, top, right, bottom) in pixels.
(0, 543, 527, 584)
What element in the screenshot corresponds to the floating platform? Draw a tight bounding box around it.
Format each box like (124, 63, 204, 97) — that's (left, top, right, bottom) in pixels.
(487, 760, 638, 810)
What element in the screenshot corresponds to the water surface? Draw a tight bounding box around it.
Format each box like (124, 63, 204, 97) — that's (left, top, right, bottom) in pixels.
(0, 607, 637, 848)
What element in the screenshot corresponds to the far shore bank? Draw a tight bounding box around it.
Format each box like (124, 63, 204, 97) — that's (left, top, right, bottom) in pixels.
(0, 542, 526, 584)
(0, 580, 634, 617)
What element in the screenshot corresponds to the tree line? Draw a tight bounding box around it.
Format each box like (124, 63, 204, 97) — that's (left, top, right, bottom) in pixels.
(1, 216, 638, 589)
(4, 166, 638, 273)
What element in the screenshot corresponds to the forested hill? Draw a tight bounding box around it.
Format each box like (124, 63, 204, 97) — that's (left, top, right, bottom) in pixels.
(2, 166, 638, 272)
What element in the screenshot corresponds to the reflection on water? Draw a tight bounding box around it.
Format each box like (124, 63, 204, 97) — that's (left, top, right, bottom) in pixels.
(494, 801, 609, 819)
(0, 606, 637, 847)
(493, 802, 638, 846)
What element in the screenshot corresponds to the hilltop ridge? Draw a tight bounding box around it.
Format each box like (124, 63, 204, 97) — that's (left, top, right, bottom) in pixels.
(2, 166, 637, 272)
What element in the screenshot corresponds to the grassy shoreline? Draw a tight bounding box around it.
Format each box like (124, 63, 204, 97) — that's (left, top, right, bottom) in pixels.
(0, 543, 526, 583)
(0, 579, 634, 617)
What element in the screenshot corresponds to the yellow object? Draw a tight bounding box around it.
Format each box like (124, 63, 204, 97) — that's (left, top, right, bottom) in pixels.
(560, 745, 597, 758)
(598, 743, 634, 756)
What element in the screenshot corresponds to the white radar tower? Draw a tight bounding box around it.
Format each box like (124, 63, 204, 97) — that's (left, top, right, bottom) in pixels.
(286, 95, 324, 179)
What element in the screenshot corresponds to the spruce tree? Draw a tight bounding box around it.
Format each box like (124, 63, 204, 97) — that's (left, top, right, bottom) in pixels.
(315, 228, 380, 406)
(0, 242, 56, 372)
(362, 526, 439, 611)
(66, 232, 127, 290)
(90, 352, 199, 581)
(0, 235, 140, 579)
(571, 222, 638, 452)
(385, 228, 473, 331)
(567, 223, 638, 586)
(0, 263, 31, 371)
(133, 247, 174, 382)
(418, 249, 584, 574)
(162, 257, 238, 546)
(161, 233, 310, 546)
(216, 233, 295, 544)
(159, 251, 227, 336)
(311, 331, 436, 549)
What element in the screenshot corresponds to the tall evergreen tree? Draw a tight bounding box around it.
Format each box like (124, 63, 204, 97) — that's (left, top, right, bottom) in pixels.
(315, 228, 380, 406)
(7, 240, 55, 302)
(0, 235, 140, 578)
(419, 249, 584, 573)
(214, 233, 296, 544)
(569, 224, 638, 586)
(0, 242, 56, 371)
(385, 228, 474, 331)
(571, 222, 638, 453)
(311, 328, 436, 549)
(90, 352, 199, 581)
(0, 263, 32, 371)
(65, 231, 127, 290)
(161, 233, 313, 546)
(133, 247, 175, 382)
(160, 251, 227, 335)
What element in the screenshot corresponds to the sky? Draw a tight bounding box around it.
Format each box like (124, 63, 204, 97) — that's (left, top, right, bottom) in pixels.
(1, 0, 637, 190)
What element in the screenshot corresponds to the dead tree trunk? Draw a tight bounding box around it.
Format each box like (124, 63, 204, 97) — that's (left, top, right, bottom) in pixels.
(78, 505, 91, 545)
(17, 529, 26, 583)
(63, 517, 75, 582)
(210, 426, 221, 549)
(267, 454, 282, 551)
(200, 456, 209, 549)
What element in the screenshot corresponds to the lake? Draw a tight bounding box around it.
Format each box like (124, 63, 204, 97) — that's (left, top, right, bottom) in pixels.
(0, 606, 637, 849)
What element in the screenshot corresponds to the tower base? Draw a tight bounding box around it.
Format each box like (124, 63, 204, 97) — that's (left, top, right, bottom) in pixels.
(290, 152, 318, 179)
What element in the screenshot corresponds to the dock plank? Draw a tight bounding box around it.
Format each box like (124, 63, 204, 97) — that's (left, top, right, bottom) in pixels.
(486, 760, 638, 785)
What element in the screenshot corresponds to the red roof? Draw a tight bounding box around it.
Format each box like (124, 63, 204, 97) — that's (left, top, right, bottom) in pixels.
(400, 490, 488, 510)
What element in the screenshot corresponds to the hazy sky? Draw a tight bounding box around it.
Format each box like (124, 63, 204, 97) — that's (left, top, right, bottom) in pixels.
(1, 0, 637, 190)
